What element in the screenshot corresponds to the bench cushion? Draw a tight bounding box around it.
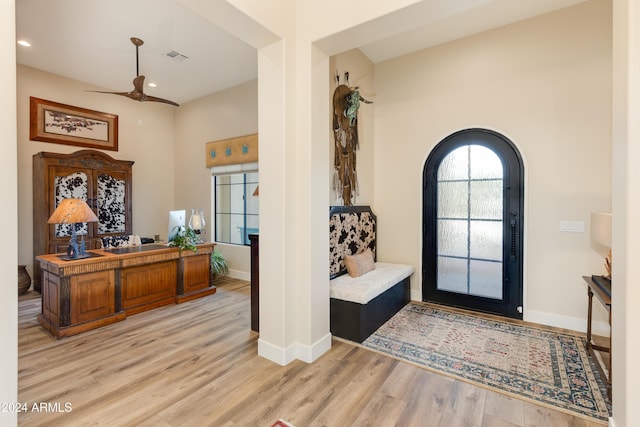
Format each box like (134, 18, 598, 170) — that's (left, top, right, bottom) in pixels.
(330, 262, 414, 304)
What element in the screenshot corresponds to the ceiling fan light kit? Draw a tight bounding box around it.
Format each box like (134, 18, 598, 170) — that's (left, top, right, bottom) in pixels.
(87, 37, 179, 107)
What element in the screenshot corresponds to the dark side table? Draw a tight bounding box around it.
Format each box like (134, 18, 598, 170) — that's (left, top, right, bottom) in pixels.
(582, 275, 611, 400)
(249, 234, 259, 332)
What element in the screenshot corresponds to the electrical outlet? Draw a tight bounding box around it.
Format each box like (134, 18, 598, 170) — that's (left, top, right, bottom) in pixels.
(559, 221, 585, 233)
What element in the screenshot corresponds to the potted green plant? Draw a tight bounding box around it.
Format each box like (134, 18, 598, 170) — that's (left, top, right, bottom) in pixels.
(168, 227, 199, 252)
(210, 250, 228, 279)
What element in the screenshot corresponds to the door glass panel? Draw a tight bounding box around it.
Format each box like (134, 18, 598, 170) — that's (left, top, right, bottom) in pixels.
(469, 220, 503, 260)
(437, 219, 467, 258)
(470, 145, 503, 179)
(438, 147, 468, 180)
(469, 260, 502, 298)
(437, 257, 468, 293)
(436, 145, 503, 299)
(470, 181, 502, 219)
(438, 181, 468, 218)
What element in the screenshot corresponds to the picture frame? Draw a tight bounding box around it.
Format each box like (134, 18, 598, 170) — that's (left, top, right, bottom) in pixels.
(30, 97, 118, 151)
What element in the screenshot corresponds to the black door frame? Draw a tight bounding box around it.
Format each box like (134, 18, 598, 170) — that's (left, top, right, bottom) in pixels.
(422, 128, 524, 319)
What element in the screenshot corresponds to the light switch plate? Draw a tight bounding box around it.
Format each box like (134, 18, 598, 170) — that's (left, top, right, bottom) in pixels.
(559, 221, 585, 233)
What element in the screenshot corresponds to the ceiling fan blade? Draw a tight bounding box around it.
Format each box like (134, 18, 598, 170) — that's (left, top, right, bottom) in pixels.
(86, 90, 141, 102)
(87, 89, 142, 102)
(88, 89, 177, 105)
(86, 90, 131, 96)
(141, 94, 180, 107)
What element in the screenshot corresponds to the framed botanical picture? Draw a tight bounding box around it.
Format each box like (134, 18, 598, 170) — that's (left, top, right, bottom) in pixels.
(30, 97, 118, 151)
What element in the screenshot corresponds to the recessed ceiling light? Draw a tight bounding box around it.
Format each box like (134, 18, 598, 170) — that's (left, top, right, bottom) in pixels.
(147, 82, 157, 88)
(17, 40, 31, 47)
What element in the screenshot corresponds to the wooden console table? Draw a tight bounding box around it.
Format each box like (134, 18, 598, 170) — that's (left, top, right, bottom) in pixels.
(582, 275, 611, 400)
(37, 243, 216, 338)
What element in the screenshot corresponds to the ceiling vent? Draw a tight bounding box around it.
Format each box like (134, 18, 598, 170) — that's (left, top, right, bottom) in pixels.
(165, 51, 188, 62)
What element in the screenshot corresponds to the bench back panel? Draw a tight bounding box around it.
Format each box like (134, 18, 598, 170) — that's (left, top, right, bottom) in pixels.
(329, 205, 376, 279)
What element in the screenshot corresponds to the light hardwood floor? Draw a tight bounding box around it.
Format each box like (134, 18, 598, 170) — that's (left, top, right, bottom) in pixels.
(18, 278, 603, 427)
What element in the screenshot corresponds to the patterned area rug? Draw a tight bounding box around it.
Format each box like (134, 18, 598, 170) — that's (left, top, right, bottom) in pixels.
(362, 303, 610, 423)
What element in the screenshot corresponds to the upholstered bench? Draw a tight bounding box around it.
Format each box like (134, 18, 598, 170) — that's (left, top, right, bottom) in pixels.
(329, 206, 413, 343)
(330, 262, 413, 342)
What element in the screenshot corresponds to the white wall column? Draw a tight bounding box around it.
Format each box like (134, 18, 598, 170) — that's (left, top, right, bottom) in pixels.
(1, 0, 18, 425)
(256, 35, 332, 364)
(612, 0, 640, 425)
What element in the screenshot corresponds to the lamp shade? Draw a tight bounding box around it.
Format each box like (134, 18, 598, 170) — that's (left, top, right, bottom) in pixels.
(47, 198, 98, 224)
(590, 212, 612, 248)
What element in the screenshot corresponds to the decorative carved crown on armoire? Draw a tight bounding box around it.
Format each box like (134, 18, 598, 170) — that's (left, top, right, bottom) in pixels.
(33, 150, 134, 292)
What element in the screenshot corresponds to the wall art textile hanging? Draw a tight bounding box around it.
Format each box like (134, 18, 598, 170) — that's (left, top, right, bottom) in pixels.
(332, 72, 371, 205)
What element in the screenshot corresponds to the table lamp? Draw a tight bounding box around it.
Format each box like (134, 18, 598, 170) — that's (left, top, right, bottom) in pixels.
(590, 212, 612, 286)
(47, 198, 99, 260)
(189, 208, 206, 243)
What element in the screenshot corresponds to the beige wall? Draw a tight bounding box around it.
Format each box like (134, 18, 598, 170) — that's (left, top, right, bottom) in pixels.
(17, 65, 176, 278)
(173, 80, 258, 278)
(373, 1, 612, 332)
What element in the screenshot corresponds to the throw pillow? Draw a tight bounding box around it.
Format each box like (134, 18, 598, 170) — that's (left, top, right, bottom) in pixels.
(345, 249, 375, 277)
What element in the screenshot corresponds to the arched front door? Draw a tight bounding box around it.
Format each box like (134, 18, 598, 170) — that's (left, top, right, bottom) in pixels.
(422, 129, 524, 319)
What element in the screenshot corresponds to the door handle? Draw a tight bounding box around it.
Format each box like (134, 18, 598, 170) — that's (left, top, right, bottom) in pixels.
(510, 219, 517, 260)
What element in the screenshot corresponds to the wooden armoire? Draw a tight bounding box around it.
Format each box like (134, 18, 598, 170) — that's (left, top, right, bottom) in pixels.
(32, 150, 134, 292)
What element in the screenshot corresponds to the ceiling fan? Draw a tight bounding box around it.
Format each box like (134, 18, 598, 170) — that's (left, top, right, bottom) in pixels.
(88, 37, 179, 107)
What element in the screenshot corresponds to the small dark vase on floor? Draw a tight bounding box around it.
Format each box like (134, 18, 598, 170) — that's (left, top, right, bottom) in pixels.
(18, 265, 31, 295)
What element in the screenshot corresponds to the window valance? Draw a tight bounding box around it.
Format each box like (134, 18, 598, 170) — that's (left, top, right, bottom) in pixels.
(206, 134, 258, 173)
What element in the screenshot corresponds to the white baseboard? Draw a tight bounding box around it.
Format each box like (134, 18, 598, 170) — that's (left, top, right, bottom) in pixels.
(298, 333, 332, 363)
(227, 269, 250, 281)
(525, 309, 609, 337)
(257, 339, 290, 365)
(258, 333, 332, 366)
